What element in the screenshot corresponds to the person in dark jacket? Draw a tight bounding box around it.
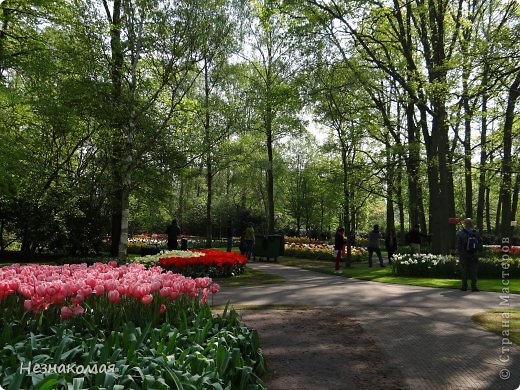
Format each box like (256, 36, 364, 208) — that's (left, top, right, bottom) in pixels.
(385, 228, 398, 264)
(226, 220, 234, 252)
(367, 224, 385, 267)
(456, 218, 480, 292)
(243, 222, 255, 260)
(334, 227, 346, 274)
(406, 224, 426, 254)
(166, 219, 181, 250)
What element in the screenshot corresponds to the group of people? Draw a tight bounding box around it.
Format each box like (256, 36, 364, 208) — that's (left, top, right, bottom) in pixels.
(169, 215, 481, 292)
(333, 219, 481, 291)
(334, 224, 402, 272)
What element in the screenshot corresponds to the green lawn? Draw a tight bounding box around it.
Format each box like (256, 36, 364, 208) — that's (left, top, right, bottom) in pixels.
(473, 309, 520, 344)
(276, 256, 520, 294)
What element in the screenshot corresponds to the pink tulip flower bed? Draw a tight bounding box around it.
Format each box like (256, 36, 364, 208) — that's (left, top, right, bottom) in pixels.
(0, 262, 268, 389)
(0, 261, 219, 328)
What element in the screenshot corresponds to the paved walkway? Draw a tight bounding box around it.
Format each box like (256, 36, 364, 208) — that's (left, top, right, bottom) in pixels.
(212, 263, 520, 390)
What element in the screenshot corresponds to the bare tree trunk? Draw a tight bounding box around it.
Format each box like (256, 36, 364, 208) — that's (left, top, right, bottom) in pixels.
(204, 60, 213, 248)
(105, 0, 125, 257)
(485, 185, 492, 232)
(386, 145, 396, 233)
(499, 71, 520, 237)
(495, 196, 502, 234)
(406, 100, 421, 227)
(511, 174, 519, 222)
(396, 160, 406, 242)
(462, 79, 473, 218)
(476, 69, 489, 230)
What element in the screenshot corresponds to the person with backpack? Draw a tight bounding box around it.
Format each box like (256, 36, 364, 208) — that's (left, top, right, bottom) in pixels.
(456, 218, 480, 292)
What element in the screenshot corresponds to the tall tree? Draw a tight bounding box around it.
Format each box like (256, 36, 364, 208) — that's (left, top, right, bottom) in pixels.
(244, 0, 303, 234)
(92, 0, 215, 258)
(195, 0, 244, 247)
(499, 70, 520, 237)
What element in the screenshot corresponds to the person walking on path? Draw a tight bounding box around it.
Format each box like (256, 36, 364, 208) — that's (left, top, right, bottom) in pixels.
(368, 224, 385, 267)
(406, 224, 426, 254)
(226, 220, 234, 252)
(456, 218, 480, 292)
(244, 222, 255, 260)
(384, 228, 398, 264)
(166, 219, 181, 250)
(334, 227, 346, 274)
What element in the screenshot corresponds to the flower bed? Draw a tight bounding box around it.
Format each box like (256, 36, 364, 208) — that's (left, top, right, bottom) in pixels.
(0, 262, 265, 389)
(159, 249, 248, 278)
(125, 234, 233, 254)
(129, 249, 206, 267)
(392, 253, 520, 278)
(0, 262, 219, 328)
(284, 242, 366, 262)
(130, 249, 247, 278)
(482, 245, 520, 256)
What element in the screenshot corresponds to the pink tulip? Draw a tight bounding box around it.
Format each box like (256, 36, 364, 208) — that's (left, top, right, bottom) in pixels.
(71, 294, 84, 305)
(72, 305, 85, 316)
(108, 290, 121, 304)
(94, 284, 105, 295)
(82, 287, 93, 297)
(160, 287, 171, 298)
(104, 280, 118, 292)
(210, 283, 220, 294)
(140, 294, 153, 305)
(150, 280, 161, 292)
(85, 278, 96, 288)
(60, 306, 73, 319)
(160, 304, 166, 314)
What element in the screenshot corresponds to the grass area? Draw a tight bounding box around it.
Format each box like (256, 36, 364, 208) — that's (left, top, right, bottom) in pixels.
(276, 256, 520, 294)
(473, 309, 520, 344)
(213, 267, 286, 287)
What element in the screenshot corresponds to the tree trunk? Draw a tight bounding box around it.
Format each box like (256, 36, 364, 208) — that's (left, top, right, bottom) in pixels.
(396, 161, 406, 242)
(495, 196, 502, 234)
(117, 187, 129, 260)
(511, 174, 519, 223)
(476, 69, 489, 231)
(204, 60, 213, 248)
(106, 0, 125, 257)
(499, 71, 520, 237)
(405, 100, 421, 227)
(386, 146, 395, 233)
(485, 185, 492, 232)
(463, 77, 473, 218)
(266, 128, 275, 234)
(264, 50, 275, 235)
